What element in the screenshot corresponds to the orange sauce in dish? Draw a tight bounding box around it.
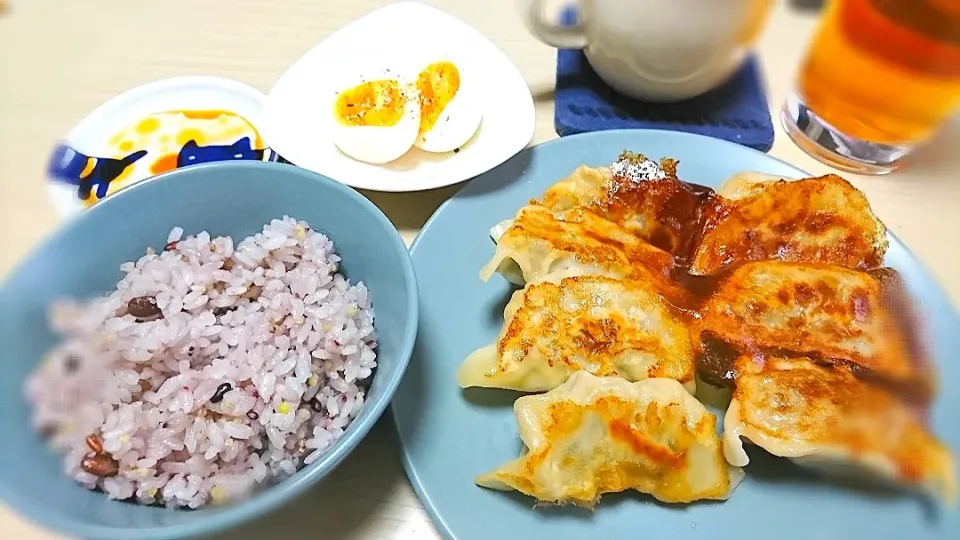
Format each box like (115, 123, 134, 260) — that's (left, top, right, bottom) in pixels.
(149, 153, 180, 175)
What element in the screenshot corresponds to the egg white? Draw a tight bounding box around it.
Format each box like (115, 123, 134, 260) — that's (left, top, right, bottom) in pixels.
(414, 58, 483, 154)
(330, 68, 421, 165)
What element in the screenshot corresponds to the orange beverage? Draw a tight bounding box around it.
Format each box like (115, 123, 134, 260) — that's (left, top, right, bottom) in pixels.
(783, 0, 960, 174)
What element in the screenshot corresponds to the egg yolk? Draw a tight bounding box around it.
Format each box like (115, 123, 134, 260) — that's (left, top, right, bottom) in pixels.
(335, 80, 407, 127)
(416, 61, 461, 136)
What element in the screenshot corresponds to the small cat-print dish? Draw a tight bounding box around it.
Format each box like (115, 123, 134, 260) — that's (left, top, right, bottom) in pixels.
(260, 2, 535, 193)
(46, 76, 277, 218)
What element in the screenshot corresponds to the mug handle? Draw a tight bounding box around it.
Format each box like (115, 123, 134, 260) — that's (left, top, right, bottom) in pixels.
(519, 0, 588, 49)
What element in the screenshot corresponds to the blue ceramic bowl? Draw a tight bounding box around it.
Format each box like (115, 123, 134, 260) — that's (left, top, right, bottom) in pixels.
(0, 162, 419, 539)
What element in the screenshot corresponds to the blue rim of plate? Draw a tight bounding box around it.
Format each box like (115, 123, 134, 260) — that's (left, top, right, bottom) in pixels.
(395, 129, 960, 540)
(1, 161, 420, 540)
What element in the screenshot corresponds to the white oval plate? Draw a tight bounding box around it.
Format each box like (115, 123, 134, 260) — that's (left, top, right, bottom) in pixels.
(47, 76, 271, 218)
(260, 1, 535, 193)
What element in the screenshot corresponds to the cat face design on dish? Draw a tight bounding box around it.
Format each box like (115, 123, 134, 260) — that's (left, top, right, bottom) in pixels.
(48, 110, 274, 206)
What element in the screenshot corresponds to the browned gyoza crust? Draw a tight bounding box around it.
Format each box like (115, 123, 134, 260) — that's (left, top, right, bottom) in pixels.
(692, 261, 933, 404)
(690, 175, 889, 275)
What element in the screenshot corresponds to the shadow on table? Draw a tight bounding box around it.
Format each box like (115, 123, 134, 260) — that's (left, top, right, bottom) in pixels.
(356, 144, 536, 228)
(360, 186, 461, 234)
(208, 418, 429, 540)
(901, 117, 960, 181)
(531, 84, 556, 105)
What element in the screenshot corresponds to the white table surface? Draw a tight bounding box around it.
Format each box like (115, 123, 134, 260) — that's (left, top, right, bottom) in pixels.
(1, 1, 958, 538)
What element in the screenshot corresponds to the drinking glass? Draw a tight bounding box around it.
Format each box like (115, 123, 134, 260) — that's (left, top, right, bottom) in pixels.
(782, 0, 960, 174)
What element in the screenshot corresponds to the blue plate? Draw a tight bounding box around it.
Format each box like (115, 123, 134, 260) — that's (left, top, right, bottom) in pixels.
(393, 130, 959, 540)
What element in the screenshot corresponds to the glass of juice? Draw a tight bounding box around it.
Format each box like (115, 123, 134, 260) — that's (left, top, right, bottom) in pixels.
(782, 0, 960, 174)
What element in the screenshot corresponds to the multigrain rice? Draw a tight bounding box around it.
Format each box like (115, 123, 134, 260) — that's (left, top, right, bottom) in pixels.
(25, 217, 376, 508)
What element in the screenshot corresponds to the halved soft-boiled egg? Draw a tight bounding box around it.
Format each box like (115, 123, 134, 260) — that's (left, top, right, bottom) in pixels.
(415, 59, 482, 153)
(331, 70, 421, 164)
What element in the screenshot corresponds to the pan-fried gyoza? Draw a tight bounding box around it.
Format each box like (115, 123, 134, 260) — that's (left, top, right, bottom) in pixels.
(476, 372, 742, 506)
(691, 174, 889, 275)
(458, 272, 695, 393)
(481, 204, 687, 303)
(465, 150, 954, 510)
(694, 261, 933, 400)
(536, 154, 711, 257)
(724, 355, 956, 505)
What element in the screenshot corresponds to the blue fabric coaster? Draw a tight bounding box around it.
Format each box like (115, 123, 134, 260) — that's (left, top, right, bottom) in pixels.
(554, 11, 775, 152)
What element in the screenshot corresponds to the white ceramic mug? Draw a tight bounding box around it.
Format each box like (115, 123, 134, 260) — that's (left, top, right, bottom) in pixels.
(520, 0, 774, 102)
